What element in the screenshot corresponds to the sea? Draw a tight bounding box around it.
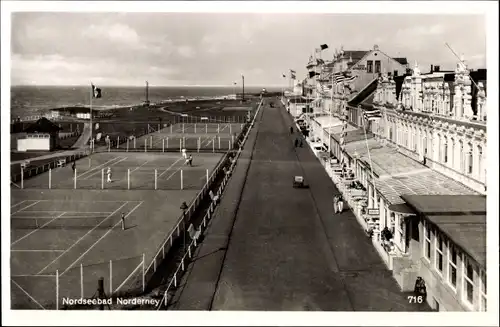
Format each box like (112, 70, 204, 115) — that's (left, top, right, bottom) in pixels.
(10, 85, 281, 119)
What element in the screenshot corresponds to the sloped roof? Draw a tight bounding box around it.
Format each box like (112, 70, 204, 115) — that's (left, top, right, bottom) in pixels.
(393, 57, 409, 65)
(23, 117, 62, 133)
(401, 195, 486, 268)
(343, 50, 369, 61)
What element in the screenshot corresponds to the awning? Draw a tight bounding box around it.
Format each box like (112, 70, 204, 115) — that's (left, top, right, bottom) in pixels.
(388, 203, 416, 215)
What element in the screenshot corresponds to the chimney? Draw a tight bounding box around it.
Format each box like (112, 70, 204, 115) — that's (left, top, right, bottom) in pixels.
(434, 65, 440, 72)
(430, 65, 434, 73)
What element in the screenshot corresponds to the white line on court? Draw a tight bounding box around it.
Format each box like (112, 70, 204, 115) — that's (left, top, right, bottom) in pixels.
(11, 201, 41, 216)
(61, 201, 144, 275)
(11, 280, 46, 310)
(158, 157, 184, 178)
(15, 211, 114, 214)
(164, 164, 184, 182)
(76, 157, 123, 179)
(37, 202, 129, 275)
(32, 200, 143, 203)
(11, 212, 67, 246)
(81, 157, 128, 180)
(11, 249, 65, 252)
(11, 200, 27, 209)
(114, 260, 142, 293)
(12, 274, 55, 277)
(129, 161, 150, 173)
(12, 216, 109, 219)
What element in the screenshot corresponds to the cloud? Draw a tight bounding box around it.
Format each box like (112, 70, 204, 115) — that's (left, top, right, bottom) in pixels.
(11, 53, 179, 86)
(9, 13, 487, 86)
(177, 45, 195, 58)
(82, 23, 140, 45)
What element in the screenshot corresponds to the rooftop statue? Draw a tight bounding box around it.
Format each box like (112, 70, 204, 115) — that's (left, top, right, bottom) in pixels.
(413, 61, 421, 76)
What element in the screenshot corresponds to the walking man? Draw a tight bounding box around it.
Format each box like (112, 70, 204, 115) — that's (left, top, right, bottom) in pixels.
(294, 139, 299, 147)
(107, 167, 112, 183)
(337, 195, 344, 213)
(187, 154, 193, 167)
(333, 195, 338, 214)
(121, 212, 126, 230)
(290, 126, 294, 134)
(182, 148, 187, 159)
(71, 161, 76, 173)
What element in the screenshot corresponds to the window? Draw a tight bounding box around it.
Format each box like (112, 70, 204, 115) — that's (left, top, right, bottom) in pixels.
(444, 142, 448, 163)
(447, 244, 458, 289)
(468, 144, 473, 174)
(375, 60, 381, 73)
(367, 60, 373, 73)
(480, 270, 487, 311)
(477, 146, 483, 179)
(435, 234, 444, 274)
(424, 221, 431, 261)
(459, 141, 464, 172)
(462, 257, 475, 306)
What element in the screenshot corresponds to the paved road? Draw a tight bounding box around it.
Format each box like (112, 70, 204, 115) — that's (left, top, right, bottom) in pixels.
(209, 102, 428, 311)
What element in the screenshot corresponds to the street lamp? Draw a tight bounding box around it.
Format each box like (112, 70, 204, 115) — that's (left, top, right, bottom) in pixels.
(180, 201, 188, 254)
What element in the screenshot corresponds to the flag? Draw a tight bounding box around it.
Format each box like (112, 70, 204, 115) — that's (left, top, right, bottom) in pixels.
(333, 75, 346, 83)
(282, 73, 286, 78)
(309, 71, 320, 78)
(91, 84, 102, 98)
(363, 109, 382, 121)
(344, 75, 358, 83)
(320, 44, 328, 50)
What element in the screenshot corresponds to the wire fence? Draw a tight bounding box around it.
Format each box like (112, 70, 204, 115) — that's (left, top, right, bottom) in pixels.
(96, 134, 239, 153)
(10, 255, 144, 310)
(10, 149, 91, 188)
(18, 166, 214, 191)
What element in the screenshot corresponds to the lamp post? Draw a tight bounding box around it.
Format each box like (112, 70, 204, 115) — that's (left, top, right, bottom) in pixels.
(180, 201, 188, 254)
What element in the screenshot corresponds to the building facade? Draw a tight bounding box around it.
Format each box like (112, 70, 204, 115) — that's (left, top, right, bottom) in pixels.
(371, 61, 487, 194)
(295, 51, 488, 312)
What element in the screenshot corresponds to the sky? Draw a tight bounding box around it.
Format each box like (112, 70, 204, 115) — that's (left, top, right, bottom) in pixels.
(10, 10, 487, 87)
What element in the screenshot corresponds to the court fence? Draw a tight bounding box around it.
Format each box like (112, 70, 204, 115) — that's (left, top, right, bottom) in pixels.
(11, 255, 144, 310)
(11, 149, 91, 188)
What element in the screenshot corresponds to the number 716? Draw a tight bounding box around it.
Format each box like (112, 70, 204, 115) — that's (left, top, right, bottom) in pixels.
(408, 295, 424, 303)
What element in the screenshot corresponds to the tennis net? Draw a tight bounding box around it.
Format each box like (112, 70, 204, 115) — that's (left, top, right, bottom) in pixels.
(11, 216, 119, 230)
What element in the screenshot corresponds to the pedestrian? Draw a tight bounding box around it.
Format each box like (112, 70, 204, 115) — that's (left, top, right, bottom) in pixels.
(294, 139, 299, 147)
(182, 148, 187, 159)
(121, 212, 126, 230)
(337, 195, 344, 213)
(187, 154, 193, 167)
(290, 126, 294, 134)
(71, 161, 76, 172)
(299, 139, 303, 147)
(333, 195, 338, 214)
(107, 167, 112, 183)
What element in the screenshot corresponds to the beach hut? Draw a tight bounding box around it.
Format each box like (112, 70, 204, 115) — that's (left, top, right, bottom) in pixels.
(17, 117, 62, 151)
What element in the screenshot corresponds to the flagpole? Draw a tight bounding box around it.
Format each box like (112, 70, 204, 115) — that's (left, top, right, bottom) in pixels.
(90, 82, 93, 150)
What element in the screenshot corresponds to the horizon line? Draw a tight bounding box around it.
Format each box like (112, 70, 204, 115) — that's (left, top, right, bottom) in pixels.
(11, 84, 287, 88)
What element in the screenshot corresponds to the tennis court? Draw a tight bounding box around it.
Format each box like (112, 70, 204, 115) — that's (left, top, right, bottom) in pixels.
(10, 187, 201, 310)
(17, 152, 223, 191)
